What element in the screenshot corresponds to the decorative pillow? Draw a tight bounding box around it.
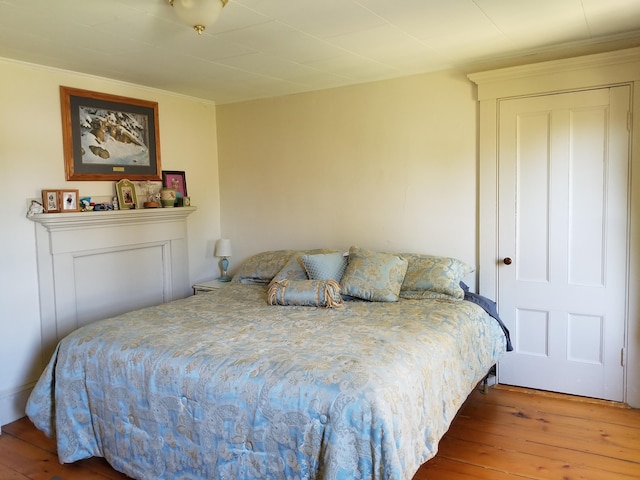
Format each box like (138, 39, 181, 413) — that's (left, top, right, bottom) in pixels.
(267, 279, 343, 308)
(398, 290, 461, 301)
(269, 249, 341, 285)
(399, 253, 473, 300)
(340, 246, 408, 302)
(269, 253, 309, 284)
(231, 250, 298, 284)
(302, 252, 348, 282)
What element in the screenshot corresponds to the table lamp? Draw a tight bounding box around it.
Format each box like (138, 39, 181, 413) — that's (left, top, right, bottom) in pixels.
(214, 238, 232, 282)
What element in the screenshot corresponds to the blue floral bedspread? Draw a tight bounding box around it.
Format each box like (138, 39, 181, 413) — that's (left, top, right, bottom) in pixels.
(26, 283, 506, 480)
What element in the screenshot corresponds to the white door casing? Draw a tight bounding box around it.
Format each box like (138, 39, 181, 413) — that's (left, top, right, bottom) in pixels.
(497, 87, 630, 401)
(469, 46, 640, 406)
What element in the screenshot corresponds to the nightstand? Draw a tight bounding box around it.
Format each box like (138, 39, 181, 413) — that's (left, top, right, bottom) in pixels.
(192, 279, 231, 295)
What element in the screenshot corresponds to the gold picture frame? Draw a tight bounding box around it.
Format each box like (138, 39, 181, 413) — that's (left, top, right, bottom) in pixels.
(116, 179, 137, 209)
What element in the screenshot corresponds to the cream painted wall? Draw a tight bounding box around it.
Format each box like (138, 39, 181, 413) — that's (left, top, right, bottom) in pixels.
(216, 70, 479, 278)
(0, 59, 221, 425)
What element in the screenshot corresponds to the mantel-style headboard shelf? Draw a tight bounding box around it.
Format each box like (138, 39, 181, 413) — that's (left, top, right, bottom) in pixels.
(30, 206, 197, 364)
(30, 206, 197, 230)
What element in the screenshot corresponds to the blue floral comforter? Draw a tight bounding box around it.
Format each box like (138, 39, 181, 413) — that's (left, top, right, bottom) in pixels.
(26, 283, 506, 480)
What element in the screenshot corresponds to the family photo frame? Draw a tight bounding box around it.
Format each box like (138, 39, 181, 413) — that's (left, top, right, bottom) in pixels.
(61, 189, 80, 212)
(60, 86, 162, 181)
(162, 170, 188, 197)
(116, 179, 138, 209)
(41, 189, 80, 213)
(41, 190, 60, 213)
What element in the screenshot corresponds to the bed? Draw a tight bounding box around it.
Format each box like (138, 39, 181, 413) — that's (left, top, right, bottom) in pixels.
(26, 247, 510, 480)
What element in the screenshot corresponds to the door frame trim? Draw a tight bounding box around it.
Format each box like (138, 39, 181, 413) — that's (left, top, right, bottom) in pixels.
(469, 46, 640, 407)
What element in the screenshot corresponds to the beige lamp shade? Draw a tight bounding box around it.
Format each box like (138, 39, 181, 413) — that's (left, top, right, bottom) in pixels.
(214, 238, 232, 258)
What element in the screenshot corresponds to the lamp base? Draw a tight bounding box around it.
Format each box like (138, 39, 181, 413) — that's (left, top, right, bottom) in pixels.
(219, 257, 230, 282)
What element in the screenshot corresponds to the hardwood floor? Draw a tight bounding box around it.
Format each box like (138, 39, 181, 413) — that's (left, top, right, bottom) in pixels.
(1, 385, 638, 479)
(415, 385, 640, 479)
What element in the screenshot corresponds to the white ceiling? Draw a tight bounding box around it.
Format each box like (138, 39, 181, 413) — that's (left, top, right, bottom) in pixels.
(1, 0, 640, 104)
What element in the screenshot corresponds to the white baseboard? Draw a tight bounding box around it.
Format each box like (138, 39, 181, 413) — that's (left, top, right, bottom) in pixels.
(0, 382, 34, 430)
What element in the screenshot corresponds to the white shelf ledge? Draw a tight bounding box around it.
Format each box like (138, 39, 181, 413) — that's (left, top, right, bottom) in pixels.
(29, 206, 197, 231)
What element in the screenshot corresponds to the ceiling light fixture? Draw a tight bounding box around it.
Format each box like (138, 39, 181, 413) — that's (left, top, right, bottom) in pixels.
(169, 0, 228, 35)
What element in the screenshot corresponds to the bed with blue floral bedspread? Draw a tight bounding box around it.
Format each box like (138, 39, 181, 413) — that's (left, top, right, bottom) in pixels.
(26, 249, 508, 480)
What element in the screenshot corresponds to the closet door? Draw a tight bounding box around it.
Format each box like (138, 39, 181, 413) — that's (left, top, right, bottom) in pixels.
(497, 86, 630, 401)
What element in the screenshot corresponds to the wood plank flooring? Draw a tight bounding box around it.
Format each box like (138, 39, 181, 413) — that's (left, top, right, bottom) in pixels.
(1, 385, 638, 479)
(416, 385, 640, 479)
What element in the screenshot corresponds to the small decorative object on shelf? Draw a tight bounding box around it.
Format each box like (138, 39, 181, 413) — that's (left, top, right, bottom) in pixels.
(160, 187, 177, 208)
(80, 197, 93, 211)
(92, 203, 114, 211)
(27, 200, 44, 217)
(176, 196, 190, 207)
(214, 238, 232, 282)
(143, 180, 160, 208)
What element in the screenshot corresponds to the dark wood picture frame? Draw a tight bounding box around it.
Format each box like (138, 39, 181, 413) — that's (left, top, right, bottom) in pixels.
(162, 170, 188, 197)
(60, 86, 161, 181)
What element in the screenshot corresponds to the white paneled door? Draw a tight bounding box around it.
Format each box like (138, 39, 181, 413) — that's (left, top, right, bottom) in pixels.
(497, 86, 630, 401)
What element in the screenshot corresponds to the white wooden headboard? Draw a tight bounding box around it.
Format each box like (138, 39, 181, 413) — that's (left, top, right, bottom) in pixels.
(30, 207, 196, 362)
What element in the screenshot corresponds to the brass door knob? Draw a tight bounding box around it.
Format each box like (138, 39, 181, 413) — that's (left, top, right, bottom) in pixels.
(503, 257, 512, 265)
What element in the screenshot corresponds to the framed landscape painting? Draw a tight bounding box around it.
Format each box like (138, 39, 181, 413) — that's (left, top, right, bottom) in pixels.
(60, 86, 162, 181)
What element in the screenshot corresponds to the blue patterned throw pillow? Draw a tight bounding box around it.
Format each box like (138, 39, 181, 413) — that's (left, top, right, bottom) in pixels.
(340, 246, 408, 302)
(269, 249, 342, 285)
(302, 252, 348, 282)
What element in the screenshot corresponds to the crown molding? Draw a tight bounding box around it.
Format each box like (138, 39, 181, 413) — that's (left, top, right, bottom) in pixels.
(468, 46, 640, 100)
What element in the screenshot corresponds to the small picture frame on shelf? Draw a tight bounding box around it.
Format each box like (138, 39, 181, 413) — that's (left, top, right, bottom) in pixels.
(162, 170, 187, 197)
(41, 189, 60, 213)
(60, 189, 80, 212)
(116, 179, 137, 209)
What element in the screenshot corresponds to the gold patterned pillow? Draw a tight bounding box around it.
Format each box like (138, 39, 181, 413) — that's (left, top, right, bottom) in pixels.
(231, 250, 298, 284)
(399, 253, 473, 300)
(340, 246, 408, 302)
